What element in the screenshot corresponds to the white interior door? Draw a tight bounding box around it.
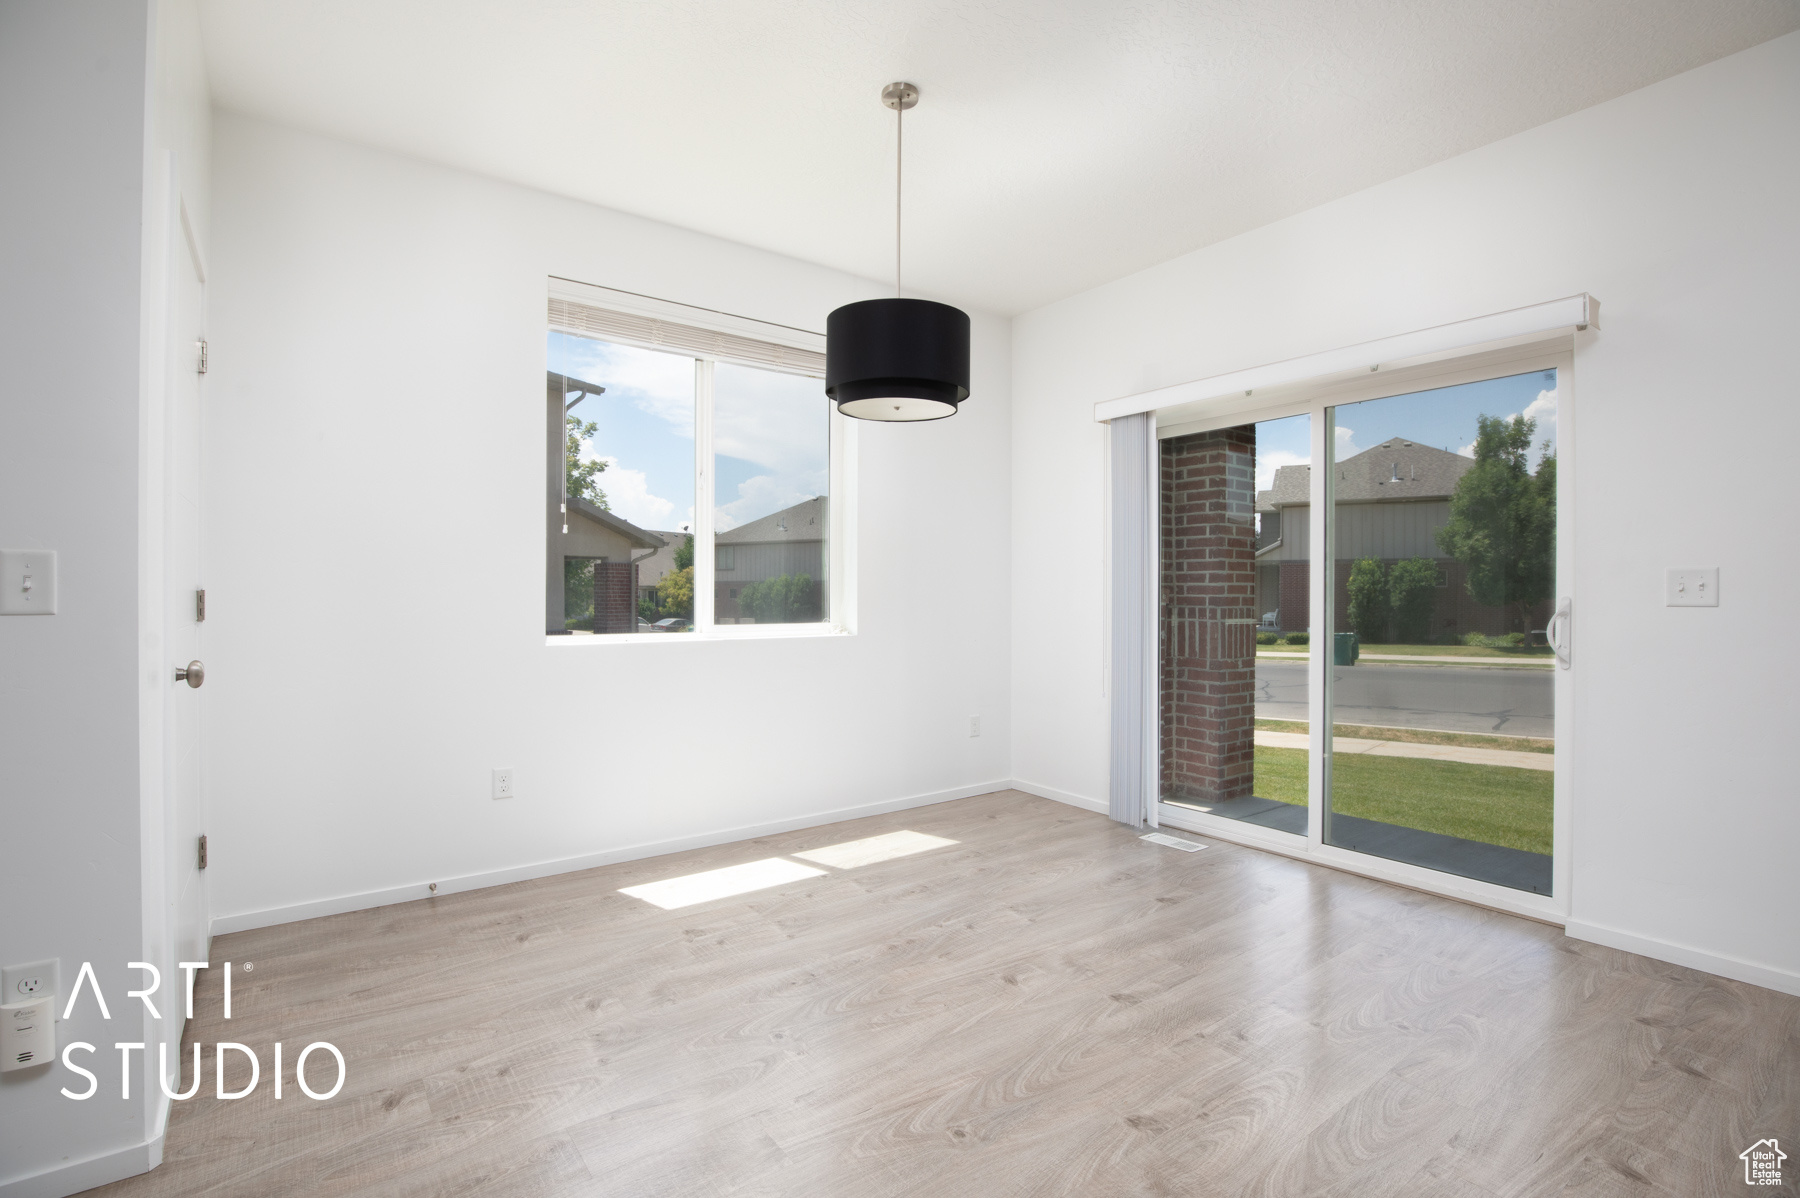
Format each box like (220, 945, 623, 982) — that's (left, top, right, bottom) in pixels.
(166, 200, 209, 970)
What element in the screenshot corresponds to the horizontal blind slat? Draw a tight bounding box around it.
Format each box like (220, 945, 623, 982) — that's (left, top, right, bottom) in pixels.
(549, 298, 826, 378)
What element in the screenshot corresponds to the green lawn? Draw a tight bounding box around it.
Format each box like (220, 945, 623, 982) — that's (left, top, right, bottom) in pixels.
(1253, 745, 1552, 855)
(1353, 642, 1554, 658)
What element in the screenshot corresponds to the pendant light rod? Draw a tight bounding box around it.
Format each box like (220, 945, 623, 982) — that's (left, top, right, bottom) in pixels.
(882, 82, 918, 298)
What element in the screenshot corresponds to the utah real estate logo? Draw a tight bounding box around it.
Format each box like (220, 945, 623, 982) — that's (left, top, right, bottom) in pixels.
(1739, 1138, 1785, 1187)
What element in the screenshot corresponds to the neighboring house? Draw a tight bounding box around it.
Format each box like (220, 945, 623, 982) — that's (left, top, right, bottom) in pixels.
(714, 496, 827, 623)
(633, 529, 691, 608)
(546, 370, 666, 633)
(1256, 438, 1546, 637)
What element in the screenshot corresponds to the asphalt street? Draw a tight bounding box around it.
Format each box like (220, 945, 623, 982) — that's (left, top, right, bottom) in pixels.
(1255, 660, 1553, 740)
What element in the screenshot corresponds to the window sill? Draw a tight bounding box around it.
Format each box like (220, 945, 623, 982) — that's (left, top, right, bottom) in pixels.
(545, 623, 850, 647)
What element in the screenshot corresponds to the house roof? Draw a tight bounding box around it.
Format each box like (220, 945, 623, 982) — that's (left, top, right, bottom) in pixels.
(1259, 439, 1474, 508)
(566, 494, 666, 550)
(547, 370, 606, 404)
(717, 496, 827, 544)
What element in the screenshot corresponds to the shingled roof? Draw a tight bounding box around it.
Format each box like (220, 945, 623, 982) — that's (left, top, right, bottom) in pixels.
(1258, 438, 1474, 508)
(717, 496, 827, 543)
(566, 494, 667, 549)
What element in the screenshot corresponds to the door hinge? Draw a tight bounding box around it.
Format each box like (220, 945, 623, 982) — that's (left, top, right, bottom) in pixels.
(195, 588, 206, 622)
(196, 339, 208, 374)
(197, 834, 208, 870)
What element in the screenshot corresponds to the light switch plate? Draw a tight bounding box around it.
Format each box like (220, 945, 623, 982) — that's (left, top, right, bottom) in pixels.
(1666, 568, 1719, 607)
(0, 550, 56, 615)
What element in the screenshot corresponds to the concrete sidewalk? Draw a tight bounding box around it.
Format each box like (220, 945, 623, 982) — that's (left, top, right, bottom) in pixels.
(1257, 651, 1552, 667)
(1254, 729, 1553, 771)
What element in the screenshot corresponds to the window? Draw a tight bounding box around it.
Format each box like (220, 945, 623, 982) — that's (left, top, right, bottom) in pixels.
(545, 283, 840, 639)
(713, 361, 829, 627)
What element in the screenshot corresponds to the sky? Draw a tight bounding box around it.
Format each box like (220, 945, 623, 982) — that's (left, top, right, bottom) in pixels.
(1253, 368, 1559, 494)
(547, 332, 828, 533)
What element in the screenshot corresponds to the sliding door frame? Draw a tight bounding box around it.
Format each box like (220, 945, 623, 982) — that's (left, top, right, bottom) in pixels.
(1151, 337, 1576, 924)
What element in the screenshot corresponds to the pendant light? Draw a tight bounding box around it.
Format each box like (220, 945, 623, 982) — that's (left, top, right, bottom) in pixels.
(826, 82, 971, 422)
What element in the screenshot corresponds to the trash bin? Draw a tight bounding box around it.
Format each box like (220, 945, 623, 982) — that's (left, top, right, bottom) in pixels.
(1334, 631, 1359, 665)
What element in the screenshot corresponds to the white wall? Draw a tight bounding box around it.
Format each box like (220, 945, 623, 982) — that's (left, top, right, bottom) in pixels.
(1011, 32, 1800, 990)
(0, 1, 209, 1193)
(201, 112, 1012, 929)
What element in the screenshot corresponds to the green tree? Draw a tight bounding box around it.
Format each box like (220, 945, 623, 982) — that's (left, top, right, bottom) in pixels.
(1387, 556, 1440, 644)
(738, 573, 818, 624)
(1345, 557, 1388, 642)
(566, 415, 608, 508)
(673, 532, 694, 571)
(656, 566, 694, 621)
(1435, 414, 1556, 632)
(563, 558, 596, 627)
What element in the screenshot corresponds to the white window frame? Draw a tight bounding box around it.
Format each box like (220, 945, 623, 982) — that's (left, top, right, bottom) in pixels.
(1143, 336, 1577, 925)
(545, 277, 856, 645)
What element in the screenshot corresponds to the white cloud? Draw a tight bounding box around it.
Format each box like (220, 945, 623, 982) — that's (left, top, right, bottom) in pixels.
(555, 336, 696, 433)
(711, 362, 830, 528)
(1524, 388, 1558, 467)
(590, 456, 675, 529)
(1334, 426, 1363, 461)
(1255, 448, 1309, 493)
(715, 474, 819, 532)
(713, 362, 830, 477)
(1457, 388, 1556, 462)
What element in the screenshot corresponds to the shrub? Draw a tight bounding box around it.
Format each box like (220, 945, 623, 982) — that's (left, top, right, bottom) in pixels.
(739, 573, 818, 624)
(1346, 557, 1389, 642)
(1283, 632, 1309, 646)
(1461, 630, 1529, 649)
(1387, 557, 1440, 643)
(1256, 632, 1279, 645)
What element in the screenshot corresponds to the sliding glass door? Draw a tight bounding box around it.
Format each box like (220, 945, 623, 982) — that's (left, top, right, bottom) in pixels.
(1154, 347, 1569, 908)
(1322, 370, 1558, 893)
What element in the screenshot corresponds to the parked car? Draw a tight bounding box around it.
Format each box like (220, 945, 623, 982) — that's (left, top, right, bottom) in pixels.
(651, 617, 690, 632)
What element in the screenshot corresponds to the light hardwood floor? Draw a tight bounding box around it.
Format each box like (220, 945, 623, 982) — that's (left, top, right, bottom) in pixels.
(89, 791, 1796, 1197)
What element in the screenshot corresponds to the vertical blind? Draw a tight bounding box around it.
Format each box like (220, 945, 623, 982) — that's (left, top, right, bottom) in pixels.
(1109, 412, 1156, 827)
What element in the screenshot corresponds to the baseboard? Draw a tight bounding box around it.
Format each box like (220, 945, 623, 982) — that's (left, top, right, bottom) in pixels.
(1008, 777, 1108, 815)
(0, 1127, 162, 1198)
(1565, 919, 1800, 997)
(211, 779, 1014, 935)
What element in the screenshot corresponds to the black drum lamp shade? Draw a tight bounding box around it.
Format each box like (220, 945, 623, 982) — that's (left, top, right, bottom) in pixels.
(825, 298, 969, 421)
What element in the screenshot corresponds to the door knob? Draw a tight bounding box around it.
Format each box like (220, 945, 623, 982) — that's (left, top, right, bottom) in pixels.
(175, 660, 205, 688)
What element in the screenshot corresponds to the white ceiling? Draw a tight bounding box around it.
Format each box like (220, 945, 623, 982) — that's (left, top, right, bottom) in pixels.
(197, 1, 1799, 315)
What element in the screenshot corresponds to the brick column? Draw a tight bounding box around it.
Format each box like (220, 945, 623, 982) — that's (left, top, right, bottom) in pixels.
(592, 561, 639, 634)
(1160, 428, 1257, 806)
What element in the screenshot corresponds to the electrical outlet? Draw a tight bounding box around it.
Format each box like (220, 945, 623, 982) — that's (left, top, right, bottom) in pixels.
(969, 715, 981, 738)
(3, 960, 60, 1005)
(492, 768, 514, 799)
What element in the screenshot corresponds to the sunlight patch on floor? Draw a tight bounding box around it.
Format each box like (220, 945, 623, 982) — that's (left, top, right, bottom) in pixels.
(619, 858, 827, 910)
(791, 830, 960, 870)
